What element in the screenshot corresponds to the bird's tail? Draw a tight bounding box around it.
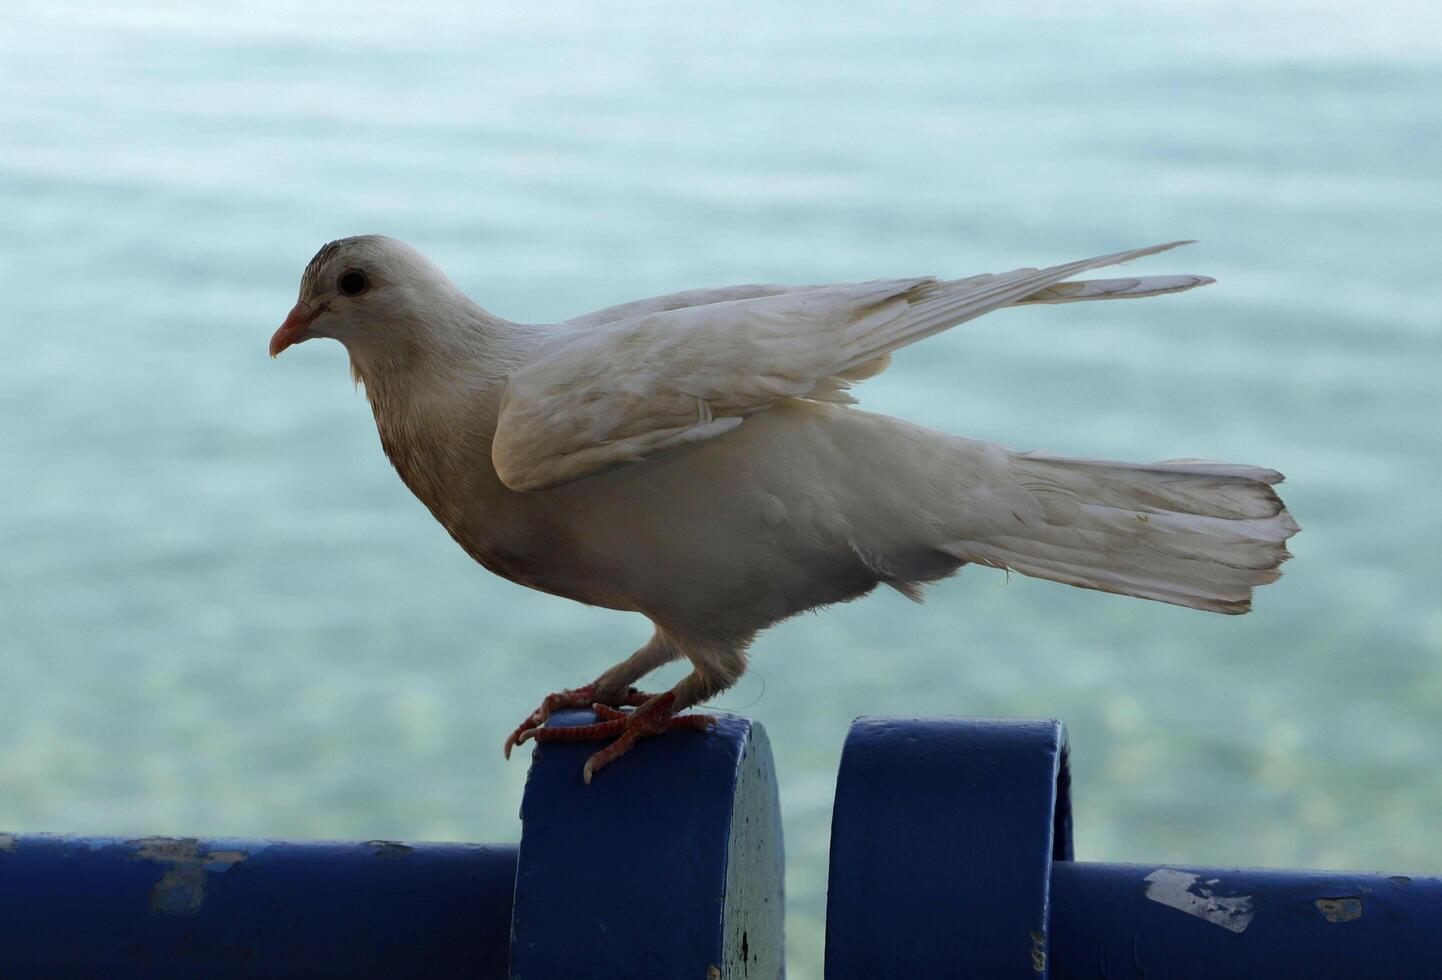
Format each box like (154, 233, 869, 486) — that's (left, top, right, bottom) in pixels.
(941, 453, 1299, 614)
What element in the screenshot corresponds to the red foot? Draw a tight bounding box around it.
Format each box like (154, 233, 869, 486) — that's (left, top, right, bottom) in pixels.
(512, 691, 715, 783)
(503, 684, 654, 759)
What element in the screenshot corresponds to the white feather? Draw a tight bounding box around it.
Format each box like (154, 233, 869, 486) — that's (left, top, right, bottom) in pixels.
(493, 242, 1204, 492)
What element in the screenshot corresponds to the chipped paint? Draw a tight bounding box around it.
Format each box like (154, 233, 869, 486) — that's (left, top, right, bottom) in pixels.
(0, 832, 17, 853)
(1316, 896, 1363, 923)
(1029, 929, 1046, 972)
(365, 839, 414, 860)
(1144, 868, 1254, 934)
(127, 837, 248, 914)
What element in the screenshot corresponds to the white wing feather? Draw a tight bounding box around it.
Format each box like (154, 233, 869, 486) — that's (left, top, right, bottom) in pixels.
(561, 283, 815, 330)
(494, 242, 1204, 491)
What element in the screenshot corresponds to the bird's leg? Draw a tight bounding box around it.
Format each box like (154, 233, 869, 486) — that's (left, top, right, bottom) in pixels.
(519, 637, 749, 782)
(555, 692, 716, 783)
(502, 632, 680, 759)
(501, 685, 651, 759)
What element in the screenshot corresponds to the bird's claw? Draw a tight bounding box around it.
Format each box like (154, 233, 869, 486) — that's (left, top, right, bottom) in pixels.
(502, 684, 654, 759)
(505, 690, 715, 783)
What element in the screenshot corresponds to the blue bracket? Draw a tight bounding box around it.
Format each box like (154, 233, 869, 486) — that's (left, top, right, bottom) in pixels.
(511, 709, 784, 979)
(825, 716, 1071, 978)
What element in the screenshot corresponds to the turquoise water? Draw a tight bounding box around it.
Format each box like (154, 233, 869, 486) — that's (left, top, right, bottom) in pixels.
(3, 1, 1440, 972)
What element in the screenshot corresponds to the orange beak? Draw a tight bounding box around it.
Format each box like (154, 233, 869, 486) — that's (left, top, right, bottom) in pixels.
(269, 301, 320, 358)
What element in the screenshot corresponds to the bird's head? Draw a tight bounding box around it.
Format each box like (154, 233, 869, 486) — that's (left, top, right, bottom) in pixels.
(270, 235, 469, 367)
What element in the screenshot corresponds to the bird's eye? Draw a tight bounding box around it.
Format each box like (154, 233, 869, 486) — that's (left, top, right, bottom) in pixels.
(337, 269, 370, 296)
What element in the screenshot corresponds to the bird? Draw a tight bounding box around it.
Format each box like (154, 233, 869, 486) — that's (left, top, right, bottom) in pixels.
(270, 236, 1298, 782)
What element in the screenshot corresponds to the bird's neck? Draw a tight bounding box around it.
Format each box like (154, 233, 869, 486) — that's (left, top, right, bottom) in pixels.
(354, 305, 536, 536)
(349, 295, 514, 382)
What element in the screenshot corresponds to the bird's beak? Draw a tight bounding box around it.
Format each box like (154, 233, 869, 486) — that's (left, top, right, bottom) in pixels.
(269, 301, 320, 358)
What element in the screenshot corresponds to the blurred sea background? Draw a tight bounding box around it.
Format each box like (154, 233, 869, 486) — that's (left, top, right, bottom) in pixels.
(3, 0, 1440, 972)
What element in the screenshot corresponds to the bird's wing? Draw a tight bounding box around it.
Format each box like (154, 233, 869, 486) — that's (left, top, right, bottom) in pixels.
(494, 242, 1203, 491)
(562, 284, 817, 330)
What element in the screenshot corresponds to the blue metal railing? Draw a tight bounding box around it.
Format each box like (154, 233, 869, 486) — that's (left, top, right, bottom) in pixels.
(1, 712, 1438, 978)
(824, 716, 1442, 979)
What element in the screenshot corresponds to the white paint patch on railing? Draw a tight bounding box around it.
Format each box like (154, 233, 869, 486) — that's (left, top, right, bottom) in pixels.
(1144, 868, 1255, 934)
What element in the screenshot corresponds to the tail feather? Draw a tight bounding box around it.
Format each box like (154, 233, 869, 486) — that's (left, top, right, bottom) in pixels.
(943, 454, 1298, 614)
(1012, 274, 1215, 306)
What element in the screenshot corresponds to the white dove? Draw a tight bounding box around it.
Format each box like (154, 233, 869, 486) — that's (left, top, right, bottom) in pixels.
(270, 237, 1298, 781)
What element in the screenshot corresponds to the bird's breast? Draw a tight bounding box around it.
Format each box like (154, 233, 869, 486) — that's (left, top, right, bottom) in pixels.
(373, 402, 626, 608)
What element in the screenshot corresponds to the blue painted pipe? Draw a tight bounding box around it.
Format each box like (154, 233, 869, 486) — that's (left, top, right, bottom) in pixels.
(0, 835, 516, 979)
(6, 712, 1440, 977)
(0, 710, 781, 978)
(1049, 862, 1442, 979)
(825, 715, 1442, 979)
